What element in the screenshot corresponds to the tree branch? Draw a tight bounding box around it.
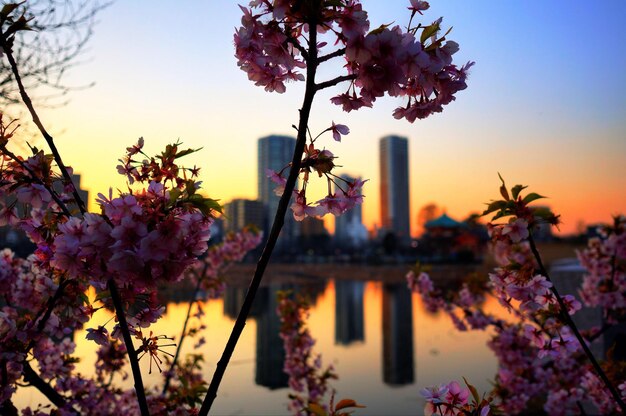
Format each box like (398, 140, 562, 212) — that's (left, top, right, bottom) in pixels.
(315, 74, 356, 91)
(0, 144, 73, 217)
(0, 38, 87, 214)
(198, 15, 321, 416)
(25, 277, 71, 353)
(528, 232, 626, 413)
(107, 278, 150, 416)
(22, 361, 78, 414)
(318, 47, 345, 64)
(162, 270, 204, 395)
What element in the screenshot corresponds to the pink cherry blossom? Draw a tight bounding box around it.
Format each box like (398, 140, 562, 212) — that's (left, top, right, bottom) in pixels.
(330, 122, 350, 142)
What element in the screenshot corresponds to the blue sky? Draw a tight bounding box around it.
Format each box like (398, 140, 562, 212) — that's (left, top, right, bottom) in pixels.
(35, 0, 626, 234)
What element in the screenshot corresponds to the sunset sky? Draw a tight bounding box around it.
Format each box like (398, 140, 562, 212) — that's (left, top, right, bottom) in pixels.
(24, 0, 626, 235)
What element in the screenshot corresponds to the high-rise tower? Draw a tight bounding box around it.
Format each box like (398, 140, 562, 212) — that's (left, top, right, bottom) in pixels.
(379, 135, 410, 242)
(257, 135, 298, 249)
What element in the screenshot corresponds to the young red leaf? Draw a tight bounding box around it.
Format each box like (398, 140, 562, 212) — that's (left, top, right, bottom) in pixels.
(335, 398, 366, 411)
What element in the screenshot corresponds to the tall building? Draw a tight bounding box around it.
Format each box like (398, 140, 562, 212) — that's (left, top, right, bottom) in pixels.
(379, 135, 410, 242)
(257, 135, 298, 250)
(334, 173, 367, 248)
(223, 199, 265, 233)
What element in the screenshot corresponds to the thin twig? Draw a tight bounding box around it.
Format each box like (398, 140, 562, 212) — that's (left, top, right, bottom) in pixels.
(315, 74, 356, 91)
(198, 15, 321, 416)
(318, 47, 345, 63)
(107, 278, 150, 416)
(162, 270, 204, 395)
(25, 277, 71, 353)
(0, 39, 87, 214)
(528, 232, 626, 413)
(0, 145, 73, 217)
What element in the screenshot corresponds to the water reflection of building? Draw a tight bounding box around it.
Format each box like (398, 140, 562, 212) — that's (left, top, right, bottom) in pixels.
(223, 285, 264, 320)
(335, 280, 365, 345)
(382, 282, 414, 385)
(255, 284, 289, 389)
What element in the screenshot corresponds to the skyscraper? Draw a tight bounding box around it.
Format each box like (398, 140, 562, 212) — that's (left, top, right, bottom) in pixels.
(257, 135, 298, 249)
(223, 199, 265, 233)
(379, 135, 410, 242)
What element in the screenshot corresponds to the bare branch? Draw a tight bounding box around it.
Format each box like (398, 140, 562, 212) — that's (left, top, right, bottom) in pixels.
(0, 0, 111, 108)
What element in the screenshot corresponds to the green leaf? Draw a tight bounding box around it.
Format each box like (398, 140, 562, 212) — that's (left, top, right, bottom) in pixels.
(174, 147, 201, 159)
(203, 197, 223, 214)
(522, 192, 545, 204)
(491, 210, 508, 221)
(185, 180, 196, 196)
(169, 187, 181, 203)
(481, 200, 507, 216)
(306, 403, 328, 416)
(497, 173, 509, 201)
(369, 22, 393, 35)
(188, 195, 223, 216)
(420, 21, 440, 43)
(463, 377, 480, 404)
(95, 290, 110, 302)
(511, 184, 527, 200)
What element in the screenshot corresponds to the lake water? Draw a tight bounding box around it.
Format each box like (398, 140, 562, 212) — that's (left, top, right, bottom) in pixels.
(15, 274, 506, 415)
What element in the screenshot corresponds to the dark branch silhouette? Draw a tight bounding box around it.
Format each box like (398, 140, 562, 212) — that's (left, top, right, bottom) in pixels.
(0, 0, 111, 108)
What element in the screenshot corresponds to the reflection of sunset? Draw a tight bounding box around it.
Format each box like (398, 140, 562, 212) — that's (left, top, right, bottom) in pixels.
(12, 277, 507, 414)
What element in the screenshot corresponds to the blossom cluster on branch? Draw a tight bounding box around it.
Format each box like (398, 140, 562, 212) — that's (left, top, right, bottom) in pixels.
(411, 179, 626, 415)
(235, 0, 473, 121)
(0, 117, 262, 413)
(277, 291, 338, 414)
(1, 0, 473, 413)
(236, 0, 472, 222)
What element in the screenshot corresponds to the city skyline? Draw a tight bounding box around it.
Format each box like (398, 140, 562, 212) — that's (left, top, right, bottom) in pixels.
(25, 0, 626, 235)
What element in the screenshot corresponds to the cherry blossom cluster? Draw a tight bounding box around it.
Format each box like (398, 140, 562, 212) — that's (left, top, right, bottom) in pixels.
(420, 380, 491, 416)
(410, 179, 626, 414)
(234, 0, 473, 122)
(410, 265, 605, 413)
(268, 137, 368, 221)
(238, 0, 472, 222)
(577, 215, 626, 315)
(190, 226, 263, 298)
(50, 139, 219, 289)
(0, 128, 229, 412)
(0, 1, 474, 413)
(0, 248, 92, 404)
(277, 291, 337, 414)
